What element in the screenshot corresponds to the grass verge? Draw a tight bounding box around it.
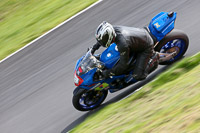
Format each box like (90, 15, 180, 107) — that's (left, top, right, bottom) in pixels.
(71, 52, 200, 133)
(0, 0, 97, 61)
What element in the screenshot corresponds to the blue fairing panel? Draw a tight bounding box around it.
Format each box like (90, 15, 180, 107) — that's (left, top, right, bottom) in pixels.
(100, 43, 120, 69)
(74, 56, 84, 72)
(80, 68, 97, 86)
(148, 12, 177, 41)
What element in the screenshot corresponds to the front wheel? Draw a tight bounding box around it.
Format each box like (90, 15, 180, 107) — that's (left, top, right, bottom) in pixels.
(72, 87, 108, 111)
(155, 29, 189, 65)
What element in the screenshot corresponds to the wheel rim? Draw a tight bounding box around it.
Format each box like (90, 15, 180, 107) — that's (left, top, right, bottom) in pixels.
(160, 39, 186, 62)
(79, 90, 106, 110)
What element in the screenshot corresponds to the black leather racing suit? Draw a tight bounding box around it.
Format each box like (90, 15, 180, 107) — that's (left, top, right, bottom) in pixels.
(92, 26, 154, 80)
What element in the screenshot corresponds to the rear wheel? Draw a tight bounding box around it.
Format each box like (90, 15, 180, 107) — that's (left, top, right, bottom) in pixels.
(72, 87, 108, 111)
(155, 29, 189, 65)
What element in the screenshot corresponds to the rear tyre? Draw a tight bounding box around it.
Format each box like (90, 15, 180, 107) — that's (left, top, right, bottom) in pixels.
(155, 29, 189, 65)
(72, 87, 108, 111)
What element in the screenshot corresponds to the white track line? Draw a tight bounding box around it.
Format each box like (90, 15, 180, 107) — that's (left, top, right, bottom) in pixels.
(0, 0, 103, 64)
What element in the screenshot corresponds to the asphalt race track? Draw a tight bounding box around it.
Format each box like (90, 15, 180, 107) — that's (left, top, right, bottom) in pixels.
(0, 0, 200, 133)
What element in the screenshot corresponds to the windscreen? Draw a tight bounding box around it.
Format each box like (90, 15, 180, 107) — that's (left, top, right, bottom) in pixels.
(76, 50, 104, 76)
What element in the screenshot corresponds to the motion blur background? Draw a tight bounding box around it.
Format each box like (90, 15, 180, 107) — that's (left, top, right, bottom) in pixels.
(0, 0, 200, 133)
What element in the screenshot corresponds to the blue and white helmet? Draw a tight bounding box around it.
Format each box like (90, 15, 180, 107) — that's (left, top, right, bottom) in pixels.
(95, 21, 116, 48)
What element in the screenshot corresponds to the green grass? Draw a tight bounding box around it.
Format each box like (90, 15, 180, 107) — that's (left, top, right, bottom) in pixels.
(71, 52, 200, 133)
(0, 0, 97, 60)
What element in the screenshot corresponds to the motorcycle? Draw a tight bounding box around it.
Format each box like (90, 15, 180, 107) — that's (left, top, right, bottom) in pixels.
(72, 12, 189, 111)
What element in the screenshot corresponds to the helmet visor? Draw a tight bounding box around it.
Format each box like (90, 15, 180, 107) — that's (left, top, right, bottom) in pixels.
(97, 33, 109, 47)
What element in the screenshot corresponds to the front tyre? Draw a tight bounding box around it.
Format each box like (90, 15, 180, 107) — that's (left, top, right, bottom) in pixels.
(155, 29, 189, 65)
(72, 87, 108, 111)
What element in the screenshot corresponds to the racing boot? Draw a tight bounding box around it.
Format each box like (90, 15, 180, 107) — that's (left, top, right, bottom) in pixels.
(146, 52, 159, 74)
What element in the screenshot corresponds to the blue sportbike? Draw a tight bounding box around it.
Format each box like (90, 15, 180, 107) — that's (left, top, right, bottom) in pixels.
(73, 12, 189, 111)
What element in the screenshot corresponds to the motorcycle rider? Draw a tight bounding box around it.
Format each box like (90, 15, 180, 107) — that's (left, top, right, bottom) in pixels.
(91, 21, 159, 80)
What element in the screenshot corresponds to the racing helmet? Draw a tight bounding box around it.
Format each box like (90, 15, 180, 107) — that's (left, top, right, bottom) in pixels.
(95, 21, 116, 47)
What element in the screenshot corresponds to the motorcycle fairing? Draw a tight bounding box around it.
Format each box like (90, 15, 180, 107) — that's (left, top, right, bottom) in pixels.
(100, 43, 120, 69)
(148, 12, 177, 41)
(94, 83, 109, 91)
(74, 55, 84, 72)
(74, 43, 137, 92)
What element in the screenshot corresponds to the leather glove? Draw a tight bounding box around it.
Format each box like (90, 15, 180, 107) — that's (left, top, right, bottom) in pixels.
(87, 47, 96, 55)
(91, 42, 101, 55)
(87, 47, 95, 55)
(91, 48, 95, 55)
